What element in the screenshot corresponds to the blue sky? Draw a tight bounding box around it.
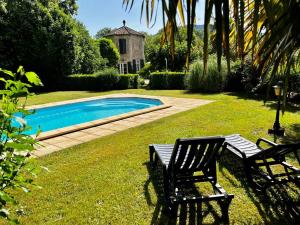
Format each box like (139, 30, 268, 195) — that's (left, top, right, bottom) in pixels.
(76, 0, 205, 37)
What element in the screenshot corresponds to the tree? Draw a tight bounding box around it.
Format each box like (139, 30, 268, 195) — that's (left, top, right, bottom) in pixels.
(58, 0, 78, 15)
(95, 27, 112, 39)
(97, 38, 120, 67)
(123, 0, 300, 94)
(145, 27, 202, 71)
(0, 0, 104, 89)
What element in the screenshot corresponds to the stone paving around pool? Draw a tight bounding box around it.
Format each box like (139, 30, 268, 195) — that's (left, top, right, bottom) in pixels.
(33, 94, 213, 157)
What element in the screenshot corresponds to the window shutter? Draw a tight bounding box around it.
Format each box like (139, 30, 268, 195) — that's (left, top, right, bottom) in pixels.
(140, 59, 145, 69)
(127, 62, 132, 73)
(119, 39, 127, 54)
(132, 60, 136, 73)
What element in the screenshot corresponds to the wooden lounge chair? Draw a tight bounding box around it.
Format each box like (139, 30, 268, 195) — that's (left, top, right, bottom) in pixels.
(222, 134, 300, 191)
(149, 136, 234, 221)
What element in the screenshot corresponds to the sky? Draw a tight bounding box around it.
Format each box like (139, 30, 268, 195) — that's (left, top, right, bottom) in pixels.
(76, 0, 206, 37)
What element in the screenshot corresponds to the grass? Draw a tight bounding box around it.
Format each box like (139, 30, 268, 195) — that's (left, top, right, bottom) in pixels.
(6, 90, 300, 224)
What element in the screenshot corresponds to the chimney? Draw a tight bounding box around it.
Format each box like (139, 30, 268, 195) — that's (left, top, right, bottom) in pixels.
(123, 20, 126, 26)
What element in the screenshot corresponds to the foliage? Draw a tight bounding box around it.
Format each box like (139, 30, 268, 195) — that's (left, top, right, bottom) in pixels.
(62, 69, 139, 91)
(187, 56, 227, 92)
(138, 62, 152, 79)
(225, 60, 254, 92)
(95, 27, 112, 39)
(0, 66, 42, 223)
(97, 38, 120, 67)
(0, 0, 104, 89)
(289, 73, 300, 93)
(149, 72, 186, 90)
(124, 0, 300, 103)
(144, 28, 202, 71)
(226, 62, 300, 99)
(117, 74, 139, 90)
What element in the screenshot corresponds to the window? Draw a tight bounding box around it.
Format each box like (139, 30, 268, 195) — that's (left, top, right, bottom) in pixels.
(119, 39, 126, 54)
(119, 63, 128, 74)
(136, 59, 140, 72)
(133, 59, 136, 73)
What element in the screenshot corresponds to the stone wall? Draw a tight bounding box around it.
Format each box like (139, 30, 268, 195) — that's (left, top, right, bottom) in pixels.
(109, 35, 145, 63)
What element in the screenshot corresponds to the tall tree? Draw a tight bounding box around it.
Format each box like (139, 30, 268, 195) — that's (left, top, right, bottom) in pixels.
(95, 27, 112, 39)
(123, 0, 300, 91)
(0, 0, 104, 89)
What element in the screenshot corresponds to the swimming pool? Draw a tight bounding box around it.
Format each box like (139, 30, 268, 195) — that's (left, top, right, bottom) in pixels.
(14, 97, 163, 136)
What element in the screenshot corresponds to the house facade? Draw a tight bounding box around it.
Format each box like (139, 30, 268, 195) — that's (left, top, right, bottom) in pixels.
(105, 21, 145, 74)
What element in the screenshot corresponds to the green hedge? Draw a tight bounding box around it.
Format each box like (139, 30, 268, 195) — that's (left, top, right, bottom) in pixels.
(149, 72, 186, 89)
(62, 72, 139, 91)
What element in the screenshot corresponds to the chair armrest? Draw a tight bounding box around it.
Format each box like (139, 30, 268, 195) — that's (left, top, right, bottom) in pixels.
(256, 138, 277, 148)
(224, 142, 247, 159)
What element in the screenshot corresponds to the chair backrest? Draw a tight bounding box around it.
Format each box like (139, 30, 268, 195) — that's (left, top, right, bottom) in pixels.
(168, 136, 225, 175)
(251, 143, 300, 160)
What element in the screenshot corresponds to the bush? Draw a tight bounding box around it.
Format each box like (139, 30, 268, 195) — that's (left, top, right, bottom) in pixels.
(117, 74, 139, 89)
(149, 72, 186, 89)
(138, 62, 152, 79)
(0, 66, 42, 223)
(186, 57, 227, 92)
(224, 60, 244, 92)
(97, 38, 120, 67)
(0, 1, 105, 89)
(62, 68, 139, 91)
(288, 73, 300, 93)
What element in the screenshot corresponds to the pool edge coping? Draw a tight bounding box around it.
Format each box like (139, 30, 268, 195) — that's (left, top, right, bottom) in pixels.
(30, 94, 171, 141)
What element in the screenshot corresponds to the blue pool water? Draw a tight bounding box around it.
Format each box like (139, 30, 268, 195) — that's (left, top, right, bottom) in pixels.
(14, 97, 162, 135)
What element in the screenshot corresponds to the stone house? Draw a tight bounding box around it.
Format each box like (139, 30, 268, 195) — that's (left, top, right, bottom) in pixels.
(105, 21, 145, 74)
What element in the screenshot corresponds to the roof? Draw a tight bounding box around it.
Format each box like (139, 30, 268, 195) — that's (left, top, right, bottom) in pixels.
(105, 25, 145, 37)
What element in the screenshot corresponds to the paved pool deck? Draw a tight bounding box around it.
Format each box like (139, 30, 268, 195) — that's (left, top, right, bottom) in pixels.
(33, 93, 213, 157)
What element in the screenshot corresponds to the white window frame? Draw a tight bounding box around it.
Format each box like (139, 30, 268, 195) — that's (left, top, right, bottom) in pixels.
(136, 59, 140, 72)
(119, 63, 128, 74)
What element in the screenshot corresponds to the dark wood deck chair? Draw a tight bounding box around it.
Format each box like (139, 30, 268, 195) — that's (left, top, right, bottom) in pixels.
(222, 134, 300, 191)
(149, 136, 234, 222)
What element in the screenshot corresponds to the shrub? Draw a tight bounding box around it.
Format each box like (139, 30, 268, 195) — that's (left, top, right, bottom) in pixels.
(117, 74, 139, 89)
(0, 66, 42, 223)
(97, 38, 120, 67)
(62, 68, 139, 91)
(0, 1, 105, 89)
(289, 73, 300, 93)
(186, 57, 227, 92)
(149, 72, 186, 89)
(224, 59, 244, 92)
(138, 62, 152, 79)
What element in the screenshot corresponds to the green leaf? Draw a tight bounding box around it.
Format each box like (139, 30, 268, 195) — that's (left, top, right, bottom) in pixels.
(0, 77, 7, 83)
(0, 69, 14, 77)
(25, 72, 43, 86)
(17, 66, 25, 75)
(5, 142, 34, 151)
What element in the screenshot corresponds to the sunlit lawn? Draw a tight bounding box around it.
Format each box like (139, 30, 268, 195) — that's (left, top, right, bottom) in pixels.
(6, 90, 300, 224)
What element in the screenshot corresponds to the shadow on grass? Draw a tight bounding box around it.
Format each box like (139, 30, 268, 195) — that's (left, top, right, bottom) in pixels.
(219, 151, 300, 225)
(280, 124, 300, 143)
(144, 162, 228, 225)
(264, 102, 300, 113)
(224, 92, 300, 113)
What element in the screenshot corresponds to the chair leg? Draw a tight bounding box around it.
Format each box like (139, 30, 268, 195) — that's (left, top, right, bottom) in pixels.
(162, 165, 171, 209)
(243, 159, 264, 191)
(149, 145, 155, 168)
(220, 198, 232, 224)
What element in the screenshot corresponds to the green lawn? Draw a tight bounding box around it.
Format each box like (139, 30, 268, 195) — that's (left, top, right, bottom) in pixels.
(7, 90, 300, 224)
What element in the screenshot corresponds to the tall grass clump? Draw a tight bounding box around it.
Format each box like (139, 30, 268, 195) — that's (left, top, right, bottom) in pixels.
(186, 55, 227, 92)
